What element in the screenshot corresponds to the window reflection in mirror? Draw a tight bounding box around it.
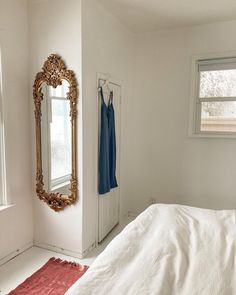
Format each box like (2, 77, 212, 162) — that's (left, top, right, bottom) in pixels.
(41, 80, 71, 195)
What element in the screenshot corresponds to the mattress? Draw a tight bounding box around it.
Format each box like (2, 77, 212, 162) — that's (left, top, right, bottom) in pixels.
(66, 204, 236, 295)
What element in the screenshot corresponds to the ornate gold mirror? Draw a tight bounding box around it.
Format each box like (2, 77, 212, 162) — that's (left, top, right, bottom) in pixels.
(33, 54, 78, 211)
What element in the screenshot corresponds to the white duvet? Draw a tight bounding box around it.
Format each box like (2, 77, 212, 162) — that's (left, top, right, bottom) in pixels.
(66, 204, 236, 295)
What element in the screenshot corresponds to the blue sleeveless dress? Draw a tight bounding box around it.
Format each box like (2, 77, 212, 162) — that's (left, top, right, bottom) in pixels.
(99, 88, 118, 194)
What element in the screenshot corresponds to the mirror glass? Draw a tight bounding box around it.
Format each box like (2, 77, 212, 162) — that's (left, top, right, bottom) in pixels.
(41, 80, 71, 195)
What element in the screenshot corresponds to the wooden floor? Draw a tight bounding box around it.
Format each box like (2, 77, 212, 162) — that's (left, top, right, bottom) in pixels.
(0, 217, 133, 294)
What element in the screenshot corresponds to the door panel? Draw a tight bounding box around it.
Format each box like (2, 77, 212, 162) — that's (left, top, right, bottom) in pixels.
(98, 82, 121, 243)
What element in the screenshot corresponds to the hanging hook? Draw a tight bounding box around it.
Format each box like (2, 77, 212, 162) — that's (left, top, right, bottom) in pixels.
(98, 73, 111, 92)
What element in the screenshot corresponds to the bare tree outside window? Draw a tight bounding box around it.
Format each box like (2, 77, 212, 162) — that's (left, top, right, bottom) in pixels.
(200, 70, 236, 117)
(197, 68, 236, 133)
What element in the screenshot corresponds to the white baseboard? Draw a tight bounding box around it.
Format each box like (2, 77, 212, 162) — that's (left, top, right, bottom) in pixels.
(127, 211, 138, 218)
(0, 240, 97, 267)
(0, 241, 33, 266)
(81, 242, 96, 258)
(33, 241, 96, 259)
(34, 241, 83, 259)
(0, 240, 98, 266)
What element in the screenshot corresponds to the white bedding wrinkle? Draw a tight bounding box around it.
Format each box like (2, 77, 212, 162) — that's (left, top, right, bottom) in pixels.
(66, 204, 236, 295)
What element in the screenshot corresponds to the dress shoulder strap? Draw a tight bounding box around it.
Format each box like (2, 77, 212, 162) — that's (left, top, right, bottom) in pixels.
(100, 87, 105, 103)
(109, 90, 113, 105)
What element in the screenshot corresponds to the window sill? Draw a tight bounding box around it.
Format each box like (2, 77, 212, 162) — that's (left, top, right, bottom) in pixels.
(0, 204, 15, 212)
(189, 132, 236, 139)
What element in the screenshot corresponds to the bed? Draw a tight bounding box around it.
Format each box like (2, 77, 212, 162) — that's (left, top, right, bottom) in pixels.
(66, 204, 236, 295)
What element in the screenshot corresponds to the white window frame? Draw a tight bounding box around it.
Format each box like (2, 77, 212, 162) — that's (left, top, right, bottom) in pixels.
(189, 51, 236, 138)
(0, 46, 7, 206)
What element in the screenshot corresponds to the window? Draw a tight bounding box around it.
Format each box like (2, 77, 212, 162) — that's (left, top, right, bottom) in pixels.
(0, 48, 7, 205)
(190, 55, 236, 136)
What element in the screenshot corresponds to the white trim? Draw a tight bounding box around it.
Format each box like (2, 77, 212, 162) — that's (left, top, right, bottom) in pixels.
(0, 240, 96, 266)
(0, 242, 33, 266)
(189, 132, 236, 139)
(0, 37, 7, 205)
(188, 55, 199, 136)
(127, 211, 138, 218)
(198, 96, 236, 102)
(50, 175, 70, 191)
(0, 203, 15, 212)
(189, 51, 236, 138)
(198, 57, 236, 71)
(81, 242, 96, 258)
(191, 50, 236, 63)
(33, 241, 96, 259)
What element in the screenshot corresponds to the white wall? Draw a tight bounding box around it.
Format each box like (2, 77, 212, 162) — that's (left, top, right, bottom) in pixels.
(81, 0, 135, 252)
(4, 0, 235, 261)
(29, 0, 135, 257)
(29, 0, 84, 256)
(0, 0, 33, 259)
(125, 20, 236, 215)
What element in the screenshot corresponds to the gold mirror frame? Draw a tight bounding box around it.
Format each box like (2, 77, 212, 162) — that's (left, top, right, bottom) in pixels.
(33, 54, 78, 212)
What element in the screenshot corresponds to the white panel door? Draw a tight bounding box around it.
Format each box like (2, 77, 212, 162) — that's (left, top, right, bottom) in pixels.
(98, 82, 121, 243)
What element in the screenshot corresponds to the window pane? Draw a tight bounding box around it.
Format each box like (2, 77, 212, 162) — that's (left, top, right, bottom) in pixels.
(201, 101, 236, 132)
(50, 99, 71, 180)
(200, 70, 236, 98)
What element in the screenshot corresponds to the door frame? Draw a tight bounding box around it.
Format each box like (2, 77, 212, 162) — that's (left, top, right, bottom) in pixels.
(95, 72, 123, 246)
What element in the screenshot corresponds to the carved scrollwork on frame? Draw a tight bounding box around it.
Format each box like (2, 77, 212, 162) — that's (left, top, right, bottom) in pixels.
(33, 54, 78, 212)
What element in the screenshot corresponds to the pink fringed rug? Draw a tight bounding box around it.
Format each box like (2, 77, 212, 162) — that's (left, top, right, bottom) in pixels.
(8, 257, 89, 295)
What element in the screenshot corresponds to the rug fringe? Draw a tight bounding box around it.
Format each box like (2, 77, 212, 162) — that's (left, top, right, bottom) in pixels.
(49, 257, 88, 270)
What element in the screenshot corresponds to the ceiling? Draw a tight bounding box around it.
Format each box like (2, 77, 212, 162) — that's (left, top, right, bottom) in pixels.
(98, 0, 236, 33)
